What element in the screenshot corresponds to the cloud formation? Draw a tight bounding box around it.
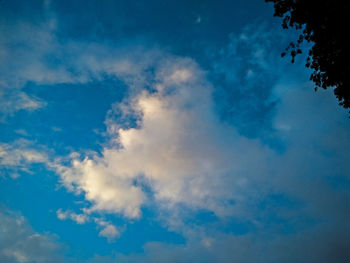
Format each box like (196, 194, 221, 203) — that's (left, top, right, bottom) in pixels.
(0, 208, 64, 263)
(50, 35, 350, 263)
(0, 140, 49, 178)
(94, 218, 121, 242)
(58, 55, 272, 223)
(56, 209, 120, 241)
(1, 1, 350, 260)
(56, 209, 89, 224)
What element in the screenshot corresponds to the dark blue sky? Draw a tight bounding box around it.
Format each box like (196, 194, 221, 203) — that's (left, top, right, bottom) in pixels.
(1, 1, 350, 262)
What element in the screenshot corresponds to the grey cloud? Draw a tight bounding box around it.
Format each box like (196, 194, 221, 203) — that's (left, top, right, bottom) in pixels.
(0, 208, 65, 263)
(87, 221, 350, 263)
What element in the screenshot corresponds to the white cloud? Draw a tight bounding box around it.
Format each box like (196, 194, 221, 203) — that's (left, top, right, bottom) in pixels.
(2, 6, 350, 258)
(59, 158, 146, 219)
(94, 219, 121, 242)
(56, 209, 89, 224)
(51, 31, 350, 243)
(0, 140, 49, 177)
(0, 91, 46, 120)
(56, 208, 122, 241)
(57, 55, 271, 221)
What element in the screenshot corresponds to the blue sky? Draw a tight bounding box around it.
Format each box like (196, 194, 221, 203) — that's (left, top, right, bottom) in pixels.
(1, 0, 350, 262)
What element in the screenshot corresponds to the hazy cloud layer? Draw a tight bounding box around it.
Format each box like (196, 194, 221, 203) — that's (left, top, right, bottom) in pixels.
(0, 208, 64, 263)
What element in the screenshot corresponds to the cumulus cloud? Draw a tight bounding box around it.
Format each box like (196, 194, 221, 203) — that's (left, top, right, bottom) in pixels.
(1, 2, 350, 260)
(57, 55, 272, 222)
(94, 218, 121, 242)
(56, 208, 120, 241)
(48, 31, 350, 262)
(56, 209, 89, 224)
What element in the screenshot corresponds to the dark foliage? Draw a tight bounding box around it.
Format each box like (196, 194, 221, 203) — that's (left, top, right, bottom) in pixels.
(266, 0, 350, 109)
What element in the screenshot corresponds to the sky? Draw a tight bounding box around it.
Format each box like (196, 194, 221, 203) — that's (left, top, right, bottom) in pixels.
(0, 0, 350, 262)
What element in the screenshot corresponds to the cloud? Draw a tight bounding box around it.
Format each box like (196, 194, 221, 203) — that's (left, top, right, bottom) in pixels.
(57, 54, 272, 223)
(0, 1, 152, 118)
(56, 209, 89, 224)
(59, 157, 146, 219)
(0, 207, 65, 263)
(89, 222, 350, 263)
(0, 7, 165, 119)
(0, 140, 49, 178)
(1, 2, 350, 259)
(46, 26, 350, 263)
(0, 1, 69, 118)
(56, 209, 121, 241)
(52, 29, 350, 228)
(94, 218, 121, 242)
(0, 91, 46, 120)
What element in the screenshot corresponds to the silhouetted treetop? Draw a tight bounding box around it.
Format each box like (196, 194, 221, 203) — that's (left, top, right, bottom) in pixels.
(266, 0, 350, 109)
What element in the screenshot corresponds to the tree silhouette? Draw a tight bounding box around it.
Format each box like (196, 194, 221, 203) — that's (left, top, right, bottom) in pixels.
(266, 0, 350, 109)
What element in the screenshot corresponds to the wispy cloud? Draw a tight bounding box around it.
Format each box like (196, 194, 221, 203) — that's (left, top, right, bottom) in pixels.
(0, 140, 49, 178)
(0, 91, 46, 121)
